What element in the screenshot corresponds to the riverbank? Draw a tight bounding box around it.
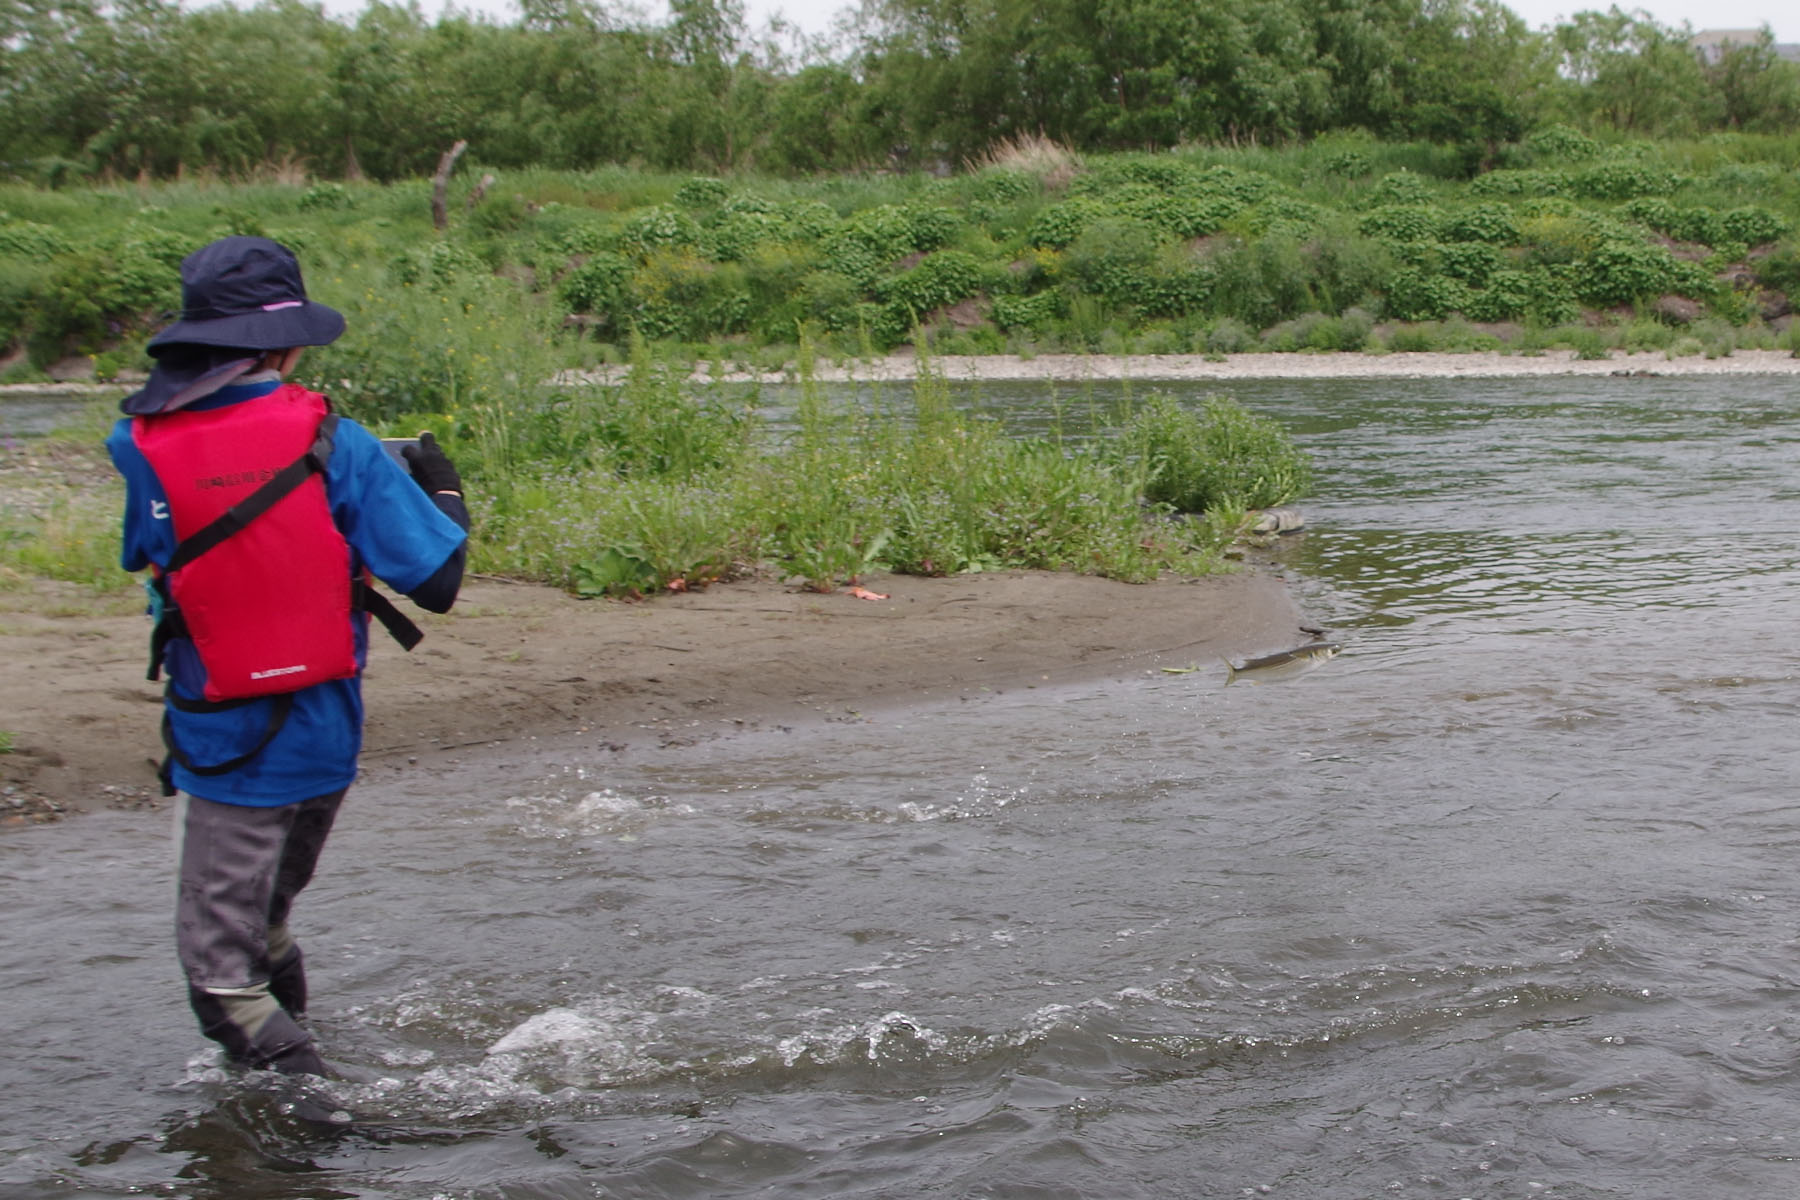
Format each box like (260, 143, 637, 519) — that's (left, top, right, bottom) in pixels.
(11, 346, 1800, 402)
(0, 567, 1304, 824)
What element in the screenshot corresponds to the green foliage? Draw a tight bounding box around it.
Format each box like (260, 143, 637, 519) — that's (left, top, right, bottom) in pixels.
(1112, 393, 1312, 514)
(991, 291, 1063, 331)
(674, 177, 730, 208)
(297, 182, 353, 212)
(0, 220, 75, 262)
(558, 252, 632, 317)
(1569, 159, 1680, 201)
(1579, 238, 1680, 306)
(26, 231, 190, 363)
(1368, 172, 1434, 207)
(1520, 124, 1603, 163)
(1470, 169, 1570, 198)
(877, 250, 983, 318)
(1064, 218, 1163, 304)
(0, 480, 124, 591)
(1384, 267, 1470, 321)
(1359, 205, 1444, 242)
(1028, 197, 1111, 249)
(1441, 203, 1521, 245)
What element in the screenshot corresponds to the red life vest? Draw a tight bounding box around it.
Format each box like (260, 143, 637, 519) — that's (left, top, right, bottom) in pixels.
(133, 384, 358, 702)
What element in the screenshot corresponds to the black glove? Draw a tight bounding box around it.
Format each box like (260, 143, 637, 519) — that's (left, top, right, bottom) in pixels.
(401, 431, 461, 495)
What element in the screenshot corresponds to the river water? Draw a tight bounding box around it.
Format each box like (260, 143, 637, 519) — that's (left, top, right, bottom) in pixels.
(7, 373, 1800, 1198)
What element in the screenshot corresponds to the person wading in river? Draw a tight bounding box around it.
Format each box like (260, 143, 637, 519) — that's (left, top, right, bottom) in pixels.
(105, 236, 470, 1075)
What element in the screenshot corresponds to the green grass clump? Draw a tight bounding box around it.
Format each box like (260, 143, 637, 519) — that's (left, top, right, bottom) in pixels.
(1111, 392, 1313, 515)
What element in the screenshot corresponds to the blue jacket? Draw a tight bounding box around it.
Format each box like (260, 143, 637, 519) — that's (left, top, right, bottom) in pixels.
(107, 379, 468, 805)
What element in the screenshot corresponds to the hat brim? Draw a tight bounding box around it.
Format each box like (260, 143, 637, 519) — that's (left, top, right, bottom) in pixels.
(147, 300, 346, 357)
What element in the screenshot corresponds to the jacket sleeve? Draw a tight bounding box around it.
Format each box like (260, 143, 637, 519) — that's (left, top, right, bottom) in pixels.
(405, 494, 470, 614)
(326, 420, 469, 601)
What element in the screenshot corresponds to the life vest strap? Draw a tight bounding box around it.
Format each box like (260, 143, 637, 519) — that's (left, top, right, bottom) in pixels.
(157, 691, 296, 797)
(148, 576, 423, 684)
(354, 579, 424, 651)
(163, 414, 340, 574)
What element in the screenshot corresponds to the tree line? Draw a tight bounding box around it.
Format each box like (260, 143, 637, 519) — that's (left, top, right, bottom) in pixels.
(3, 0, 1799, 182)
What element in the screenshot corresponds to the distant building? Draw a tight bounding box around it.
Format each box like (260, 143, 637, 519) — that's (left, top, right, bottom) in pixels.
(1691, 28, 1800, 64)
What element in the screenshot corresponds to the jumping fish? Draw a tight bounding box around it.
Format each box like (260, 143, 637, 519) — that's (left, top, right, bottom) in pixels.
(1223, 640, 1341, 685)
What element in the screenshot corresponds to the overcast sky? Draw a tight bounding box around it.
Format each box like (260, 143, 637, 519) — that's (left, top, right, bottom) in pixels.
(707, 0, 1796, 44)
(322, 0, 1796, 47)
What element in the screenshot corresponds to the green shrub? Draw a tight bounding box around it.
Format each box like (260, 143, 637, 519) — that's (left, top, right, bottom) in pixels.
(558, 251, 632, 316)
(1359, 205, 1444, 242)
(1521, 124, 1602, 163)
(1028, 196, 1111, 249)
(1470, 169, 1569, 198)
(1442, 203, 1521, 245)
(618, 205, 701, 259)
(796, 270, 863, 332)
(27, 233, 188, 363)
(1571, 160, 1680, 201)
(674, 177, 730, 208)
(1368, 171, 1433, 207)
(904, 204, 961, 251)
(1205, 318, 1256, 354)
(1384, 267, 1469, 321)
(991, 290, 1062, 331)
(1718, 206, 1789, 247)
(1461, 270, 1534, 322)
(877, 250, 984, 317)
(1064, 217, 1163, 304)
(1114, 393, 1311, 513)
(1756, 242, 1800, 295)
(0, 220, 76, 262)
(1579, 239, 1680, 307)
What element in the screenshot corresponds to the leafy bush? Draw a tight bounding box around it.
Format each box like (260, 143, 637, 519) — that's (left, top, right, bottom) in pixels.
(904, 204, 961, 251)
(1522, 124, 1603, 163)
(991, 290, 1062, 331)
(1383, 267, 1470, 321)
(617, 205, 701, 259)
(0, 220, 76, 262)
(1064, 217, 1163, 304)
(1755, 242, 1800, 295)
(26, 234, 188, 363)
(1470, 169, 1570, 198)
(558, 252, 632, 316)
(1570, 160, 1680, 201)
(1359, 206, 1443, 242)
(1461, 270, 1533, 322)
(1204, 318, 1256, 354)
(796, 270, 863, 332)
(1579, 239, 1680, 307)
(1437, 241, 1502, 287)
(674, 177, 730, 207)
(877, 250, 983, 316)
(1368, 171, 1432, 207)
(1441, 203, 1521, 245)
(631, 251, 750, 340)
(1114, 393, 1312, 513)
(1718, 206, 1789, 247)
(297, 182, 352, 212)
(1028, 196, 1111, 249)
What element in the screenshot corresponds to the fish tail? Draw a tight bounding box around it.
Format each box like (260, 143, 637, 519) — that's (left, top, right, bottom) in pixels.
(1221, 657, 1237, 686)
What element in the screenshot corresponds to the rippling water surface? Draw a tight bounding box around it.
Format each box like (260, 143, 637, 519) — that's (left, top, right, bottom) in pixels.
(8, 374, 1800, 1198)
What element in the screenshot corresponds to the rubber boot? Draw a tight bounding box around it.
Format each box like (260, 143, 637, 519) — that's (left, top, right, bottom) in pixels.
(268, 948, 308, 1020)
(189, 985, 329, 1076)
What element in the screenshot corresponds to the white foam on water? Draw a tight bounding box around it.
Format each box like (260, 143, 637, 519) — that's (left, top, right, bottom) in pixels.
(501, 786, 695, 839)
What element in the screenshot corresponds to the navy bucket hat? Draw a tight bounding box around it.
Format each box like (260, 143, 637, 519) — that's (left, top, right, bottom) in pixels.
(147, 236, 344, 357)
(124, 236, 346, 415)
